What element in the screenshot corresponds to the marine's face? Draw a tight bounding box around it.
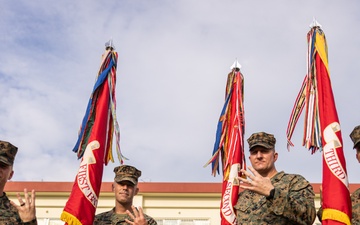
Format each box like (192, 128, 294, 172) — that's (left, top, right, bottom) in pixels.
(248, 146, 278, 175)
(113, 180, 139, 206)
(0, 162, 13, 187)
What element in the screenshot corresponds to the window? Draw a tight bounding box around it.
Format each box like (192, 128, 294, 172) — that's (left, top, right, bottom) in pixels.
(156, 219, 210, 225)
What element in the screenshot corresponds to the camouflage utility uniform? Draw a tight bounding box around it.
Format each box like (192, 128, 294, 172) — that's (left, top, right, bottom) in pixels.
(351, 188, 360, 224)
(318, 187, 360, 224)
(0, 193, 37, 225)
(93, 208, 157, 225)
(234, 171, 315, 225)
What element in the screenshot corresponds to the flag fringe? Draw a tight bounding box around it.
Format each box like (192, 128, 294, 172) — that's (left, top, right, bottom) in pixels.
(322, 208, 351, 225)
(60, 211, 83, 225)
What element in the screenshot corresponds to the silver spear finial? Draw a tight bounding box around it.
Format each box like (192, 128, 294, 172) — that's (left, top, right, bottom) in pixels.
(230, 59, 242, 71)
(105, 38, 115, 50)
(310, 17, 322, 28)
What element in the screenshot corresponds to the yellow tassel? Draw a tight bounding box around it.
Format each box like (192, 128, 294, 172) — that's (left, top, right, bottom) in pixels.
(322, 208, 351, 225)
(60, 211, 83, 225)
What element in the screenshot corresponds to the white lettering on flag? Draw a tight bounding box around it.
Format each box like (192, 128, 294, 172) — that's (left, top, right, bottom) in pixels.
(323, 122, 349, 188)
(77, 140, 100, 207)
(222, 164, 239, 224)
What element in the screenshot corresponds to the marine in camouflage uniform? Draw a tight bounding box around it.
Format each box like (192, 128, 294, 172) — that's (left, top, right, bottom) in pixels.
(93, 165, 157, 225)
(351, 188, 360, 225)
(0, 194, 36, 225)
(317, 125, 360, 224)
(235, 132, 316, 225)
(348, 125, 360, 224)
(0, 141, 37, 225)
(235, 171, 315, 224)
(93, 207, 157, 225)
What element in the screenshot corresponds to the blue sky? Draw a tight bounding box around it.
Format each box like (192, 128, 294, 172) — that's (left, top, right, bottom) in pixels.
(1, 0, 360, 183)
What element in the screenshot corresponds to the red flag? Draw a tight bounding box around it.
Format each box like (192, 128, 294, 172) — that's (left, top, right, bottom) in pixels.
(286, 22, 351, 225)
(61, 42, 125, 225)
(205, 62, 246, 225)
(315, 52, 351, 225)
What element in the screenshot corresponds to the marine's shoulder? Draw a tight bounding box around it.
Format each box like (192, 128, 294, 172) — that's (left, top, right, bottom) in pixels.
(0, 193, 18, 212)
(273, 171, 312, 190)
(276, 171, 310, 182)
(95, 209, 114, 219)
(0, 192, 10, 202)
(352, 187, 360, 195)
(0, 193, 21, 223)
(144, 213, 158, 225)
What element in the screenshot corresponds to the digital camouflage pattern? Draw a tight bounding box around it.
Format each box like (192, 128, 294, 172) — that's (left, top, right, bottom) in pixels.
(0, 140, 18, 166)
(234, 171, 316, 225)
(0, 193, 37, 225)
(114, 165, 142, 185)
(247, 132, 276, 150)
(351, 188, 360, 224)
(93, 208, 157, 225)
(350, 125, 360, 149)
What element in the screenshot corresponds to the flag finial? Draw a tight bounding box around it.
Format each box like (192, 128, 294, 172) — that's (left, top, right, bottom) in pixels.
(105, 38, 115, 50)
(309, 17, 322, 28)
(230, 59, 242, 70)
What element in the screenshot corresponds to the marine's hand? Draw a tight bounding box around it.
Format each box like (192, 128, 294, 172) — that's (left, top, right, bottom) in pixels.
(10, 188, 36, 222)
(125, 206, 149, 225)
(238, 167, 274, 197)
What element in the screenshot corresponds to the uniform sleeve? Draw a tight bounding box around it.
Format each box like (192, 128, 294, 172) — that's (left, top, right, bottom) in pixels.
(145, 215, 158, 225)
(93, 213, 105, 225)
(93, 216, 99, 225)
(22, 218, 37, 225)
(351, 189, 360, 224)
(266, 175, 316, 225)
(316, 206, 323, 221)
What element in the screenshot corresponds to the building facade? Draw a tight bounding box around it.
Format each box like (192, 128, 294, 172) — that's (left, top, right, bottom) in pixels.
(5, 181, 359, 225)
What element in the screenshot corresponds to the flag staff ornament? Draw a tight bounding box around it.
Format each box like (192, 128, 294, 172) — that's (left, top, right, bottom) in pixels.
(310, 17, 322, 28)
(286, 20, 351, 224)
(105, 38, 115, 50)
(61, 39, 125, 225)
(205, 60, 246, 224)
(230, 59, 242, 70)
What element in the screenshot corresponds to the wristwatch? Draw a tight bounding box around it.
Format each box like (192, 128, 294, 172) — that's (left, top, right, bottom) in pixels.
(266, 188, 275, 200)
